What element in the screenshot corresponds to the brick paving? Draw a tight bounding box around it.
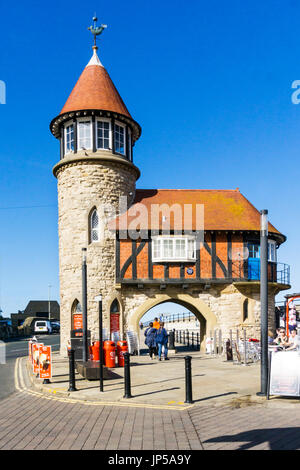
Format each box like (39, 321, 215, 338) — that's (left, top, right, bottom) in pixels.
(1, 390, 300, 449)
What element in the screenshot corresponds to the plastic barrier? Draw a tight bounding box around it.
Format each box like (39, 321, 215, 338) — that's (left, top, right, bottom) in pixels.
(117, 341, 128, 367)
(103, 340, 116, 367)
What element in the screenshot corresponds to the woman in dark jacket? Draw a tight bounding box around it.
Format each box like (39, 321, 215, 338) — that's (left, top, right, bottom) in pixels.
(144, 322, 157, 359)
(156, 322, 169, 361)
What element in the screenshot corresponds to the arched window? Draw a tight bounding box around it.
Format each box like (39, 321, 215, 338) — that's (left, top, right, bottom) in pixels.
(90, 209, 100, 242)
(110, 299, 120, 313)
(71, 299, 82, 331)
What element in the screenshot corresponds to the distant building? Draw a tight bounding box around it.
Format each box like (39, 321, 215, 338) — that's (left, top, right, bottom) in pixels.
(10, 301, 60, 330)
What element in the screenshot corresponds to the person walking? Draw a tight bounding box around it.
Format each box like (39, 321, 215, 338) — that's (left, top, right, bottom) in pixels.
(156, 322, 169, 361)
(153, 317, 160, 329)
(144, 322, 157, 359)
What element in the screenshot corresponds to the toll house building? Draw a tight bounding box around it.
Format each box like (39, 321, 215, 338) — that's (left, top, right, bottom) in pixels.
(50, 28, 290, 354)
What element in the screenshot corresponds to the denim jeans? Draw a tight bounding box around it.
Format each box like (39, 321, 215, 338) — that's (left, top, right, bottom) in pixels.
(157, 343, 168, 358)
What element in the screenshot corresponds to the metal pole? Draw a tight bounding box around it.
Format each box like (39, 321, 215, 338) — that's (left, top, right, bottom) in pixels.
(123, 352, 132, 398)
(184, 356, 193, 404)
(68, 349, 77, 392)
(243, 329, 247, 366)
(99, 298, 104, 392)
(259, 209, 269, 396)
(48, 284, 51, 321)
(214, 330, 217, 355)
(82, 248, 88, 363)
(218, 329, 222, 356)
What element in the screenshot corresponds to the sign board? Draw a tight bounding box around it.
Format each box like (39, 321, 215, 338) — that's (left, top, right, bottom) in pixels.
(269, 351, 300, 397)
(110, 313, 120, 334)
(32, 343, 43, 374)
(73, 313, 83, 330)
(39, 345, 52, 380)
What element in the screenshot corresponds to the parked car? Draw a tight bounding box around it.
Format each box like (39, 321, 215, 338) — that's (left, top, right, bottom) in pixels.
(34, 320, 52, 334)
(50, 321, 60, 333)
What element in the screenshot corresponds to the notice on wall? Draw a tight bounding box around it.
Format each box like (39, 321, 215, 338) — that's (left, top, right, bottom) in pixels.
(39, 345, 52, 380)
(269, 351, 300, 397)
(110, 313, 120, 333)
(73, 313, 83, 330)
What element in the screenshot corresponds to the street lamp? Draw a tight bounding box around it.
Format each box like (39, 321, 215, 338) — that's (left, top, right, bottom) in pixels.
(258, 209, 269, 396)
(82, 248, 88, 363)
(94, 294, 104, 392)
(48, 285, 52, 321)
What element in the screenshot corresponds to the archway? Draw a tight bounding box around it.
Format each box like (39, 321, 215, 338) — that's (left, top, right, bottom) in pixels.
(128, 293, 217, 352)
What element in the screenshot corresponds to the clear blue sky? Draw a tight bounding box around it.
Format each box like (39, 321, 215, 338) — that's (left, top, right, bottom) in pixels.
(1, 0, 300, 316)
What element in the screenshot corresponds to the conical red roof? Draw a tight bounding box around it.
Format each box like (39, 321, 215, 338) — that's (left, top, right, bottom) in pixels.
(60, 50, 132, 118)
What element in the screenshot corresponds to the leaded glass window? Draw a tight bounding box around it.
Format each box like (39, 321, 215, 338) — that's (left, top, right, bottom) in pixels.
(91, 209, 100, 242)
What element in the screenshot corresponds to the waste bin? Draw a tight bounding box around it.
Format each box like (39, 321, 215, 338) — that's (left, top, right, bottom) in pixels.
(117, 341, 128, 367)
(103, 340, 116, 367)
(70, 330, 91, 361)
(89, 341, 100, 361)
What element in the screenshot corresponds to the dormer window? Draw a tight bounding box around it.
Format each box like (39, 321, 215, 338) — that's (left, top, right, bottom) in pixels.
(65, 123, 74, 154)
(97, 119, 111, 150)
(115, 122, 126, 155)
(78, 119, 92, 150)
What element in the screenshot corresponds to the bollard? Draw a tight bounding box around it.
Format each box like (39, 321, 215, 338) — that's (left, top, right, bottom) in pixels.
(123, 352, 132, 398)
(197, 332, 200, 351)
(226, 339, 233, 361)
(191, 332, 194, 349)
(184, 356, 193, 404)
(218, 330, 222, 356)
(187, 330, 190, 347)
(68, 349, 77, 392)
(168, 330, 175, 350)
(214, 330, 217, 355)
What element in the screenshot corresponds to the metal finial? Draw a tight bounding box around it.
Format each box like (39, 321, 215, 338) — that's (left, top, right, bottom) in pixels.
(88, 15, 107, 48)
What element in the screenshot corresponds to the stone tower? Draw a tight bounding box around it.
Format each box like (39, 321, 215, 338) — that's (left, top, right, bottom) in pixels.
(50, 26, 141, 352)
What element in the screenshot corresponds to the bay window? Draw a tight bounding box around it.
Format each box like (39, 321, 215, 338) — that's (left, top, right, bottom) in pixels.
(115, 122, 126, 155)
(97, 119, 111, 150)
(152, 236, 196, 262)
(65, 123, 74, 154)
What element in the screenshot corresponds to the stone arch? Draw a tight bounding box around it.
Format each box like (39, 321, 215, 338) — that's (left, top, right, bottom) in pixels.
(127, 293, 217, 351)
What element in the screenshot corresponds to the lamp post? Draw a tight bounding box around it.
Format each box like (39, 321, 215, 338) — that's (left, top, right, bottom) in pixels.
(94, 294, 104, 392)
(48, 285, 52, 321)
(259, 209, 269, 396)
(82, 248, 88, 363)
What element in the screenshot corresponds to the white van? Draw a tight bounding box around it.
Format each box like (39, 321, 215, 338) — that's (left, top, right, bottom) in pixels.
(34, 320, 52, 334)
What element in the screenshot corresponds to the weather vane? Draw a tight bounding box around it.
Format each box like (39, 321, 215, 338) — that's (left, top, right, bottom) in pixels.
(88, 15, 107, 48)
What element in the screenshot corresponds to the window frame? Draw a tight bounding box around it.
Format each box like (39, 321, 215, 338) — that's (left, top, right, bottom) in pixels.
(114, 120, 126, 156)
(64, 120, 75, 155)
(90, 208, 100, 243)
(77, 118, 92, 151)
(152, 236, 196, 262)
(268, 240, 277, 262)
(96, 117, 112, 151)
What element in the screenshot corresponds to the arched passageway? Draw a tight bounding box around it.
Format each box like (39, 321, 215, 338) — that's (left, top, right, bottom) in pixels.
(127, 294, 217, 352)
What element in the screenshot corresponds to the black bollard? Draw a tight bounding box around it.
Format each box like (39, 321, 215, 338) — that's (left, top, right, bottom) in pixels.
(226, 339, 233, 361)
(123, 352, 132, 398)
(168, 330, 175, 350)
(184, 356, 193, 404)
(68, 349, 77, 392)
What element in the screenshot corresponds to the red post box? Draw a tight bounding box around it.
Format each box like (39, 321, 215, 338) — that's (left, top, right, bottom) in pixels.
(117, 341, 128, 367)
(103, 340, 116, 368)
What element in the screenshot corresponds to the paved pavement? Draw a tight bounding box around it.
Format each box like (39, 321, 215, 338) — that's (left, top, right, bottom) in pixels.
(2, 345, 300, 450)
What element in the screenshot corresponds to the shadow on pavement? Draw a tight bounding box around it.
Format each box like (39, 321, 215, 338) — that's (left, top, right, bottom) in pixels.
(204, 427, 300, 450)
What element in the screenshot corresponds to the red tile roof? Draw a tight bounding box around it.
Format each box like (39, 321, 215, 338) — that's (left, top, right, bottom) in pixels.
(113, 189, 283, 238)
(60, 62, 132, 118)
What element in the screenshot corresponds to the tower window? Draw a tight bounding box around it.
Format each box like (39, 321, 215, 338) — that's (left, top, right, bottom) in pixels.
(128, 127, 132, 161)
(115, 122, 126, 155)
(65, 123, 74, 154)
(90, 209, 100, 242)
(78, 120, 92, 150)
(97, 119, 111, 150)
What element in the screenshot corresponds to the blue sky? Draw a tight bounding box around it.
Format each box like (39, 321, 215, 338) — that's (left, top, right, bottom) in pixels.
(0, 0, 300, 316)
